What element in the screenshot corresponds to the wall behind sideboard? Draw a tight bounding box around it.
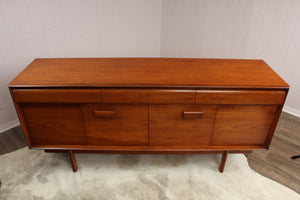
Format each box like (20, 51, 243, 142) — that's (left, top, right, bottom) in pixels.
(0, 0, 162, 132)
(161, 0, 300, 117)
(1, 0, 300, 133)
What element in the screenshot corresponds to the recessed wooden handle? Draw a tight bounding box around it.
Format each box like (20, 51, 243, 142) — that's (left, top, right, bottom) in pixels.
(94, 111, 115, 119)
(182, 111, 203, 119)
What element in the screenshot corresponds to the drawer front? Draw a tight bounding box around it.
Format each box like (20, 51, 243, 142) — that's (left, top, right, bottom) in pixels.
(196, 90, 286, 104)
(82, 104, 148, 146)
(149, 104, 216, 146)
(211, 105, 278, 146)
(21, 104, 86, 145)
(12, 89, 102, 103)
(103, 89, 195, 103)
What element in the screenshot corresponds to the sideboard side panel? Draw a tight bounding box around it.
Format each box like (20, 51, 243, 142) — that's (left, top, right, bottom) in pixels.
(264, 90, 289, 148)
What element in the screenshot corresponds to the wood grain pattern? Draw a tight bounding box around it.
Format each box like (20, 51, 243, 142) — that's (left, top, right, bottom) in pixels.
(149, 104, 216, 146)
(20, 104, 86, 145)
(12, 89, 102, 103)
(82, 104, 148, 146)
(196, 90, 286, 104)
(211, 105, 279, 146)
(9, 58, 288, 89)
(103, 89, 195, 103)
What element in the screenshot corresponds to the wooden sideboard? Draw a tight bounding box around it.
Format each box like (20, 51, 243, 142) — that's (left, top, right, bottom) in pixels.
(9, 58, 289, 172)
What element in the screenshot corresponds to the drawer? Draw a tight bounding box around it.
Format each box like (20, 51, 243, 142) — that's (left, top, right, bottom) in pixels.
(211, 105, 278, 146)
(82, 104, 148, 146)
(20, 104, 86, 145)
(12, 89, 102, 103)
(102, 89, 195, 103)
(149, 104, 216, 146)
(196, 90, 286, 104)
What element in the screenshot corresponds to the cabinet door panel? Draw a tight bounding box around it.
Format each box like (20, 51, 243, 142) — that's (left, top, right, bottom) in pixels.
(149, 104, 216, 146)
(82, 104, 148, 146)
(212, 105, 278, 146)
(21, 104, 86, 145)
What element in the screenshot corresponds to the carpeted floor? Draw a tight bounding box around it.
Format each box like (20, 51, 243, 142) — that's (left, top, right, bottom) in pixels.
(0, 148, 299, 200)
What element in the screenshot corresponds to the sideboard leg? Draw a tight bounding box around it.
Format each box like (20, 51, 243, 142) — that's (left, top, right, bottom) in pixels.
(68, 150, 78, 172)
(219, 151, 228, 173)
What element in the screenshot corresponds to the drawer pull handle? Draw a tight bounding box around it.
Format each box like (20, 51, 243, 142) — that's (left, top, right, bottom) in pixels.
(182, 112, 203, 119)
(94, 111, 115, 119)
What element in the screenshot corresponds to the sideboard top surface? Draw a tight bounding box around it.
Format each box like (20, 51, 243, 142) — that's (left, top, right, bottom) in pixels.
(9, 58, 289, 89)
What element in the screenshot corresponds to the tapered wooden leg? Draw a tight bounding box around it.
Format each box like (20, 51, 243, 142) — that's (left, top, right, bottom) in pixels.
(68, 150, 78, 172)
(219, 151, 228, 173)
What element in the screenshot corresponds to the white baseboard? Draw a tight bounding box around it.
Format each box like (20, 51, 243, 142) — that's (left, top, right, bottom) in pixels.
(0, 119, 20, 133)
(283, 106, 300, 118)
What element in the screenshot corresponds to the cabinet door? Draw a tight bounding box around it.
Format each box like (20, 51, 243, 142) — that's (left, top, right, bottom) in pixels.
(149, 104, 216, 146)
(82, 104, 148, 146)
(21, 104, 86, 145)
(211, 105, 278, 146)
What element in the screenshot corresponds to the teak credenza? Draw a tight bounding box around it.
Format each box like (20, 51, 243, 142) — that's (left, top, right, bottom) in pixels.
(9, 58, 289, 172)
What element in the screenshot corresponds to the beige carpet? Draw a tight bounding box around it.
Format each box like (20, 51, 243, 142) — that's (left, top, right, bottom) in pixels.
(0, 148, 299, 200)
